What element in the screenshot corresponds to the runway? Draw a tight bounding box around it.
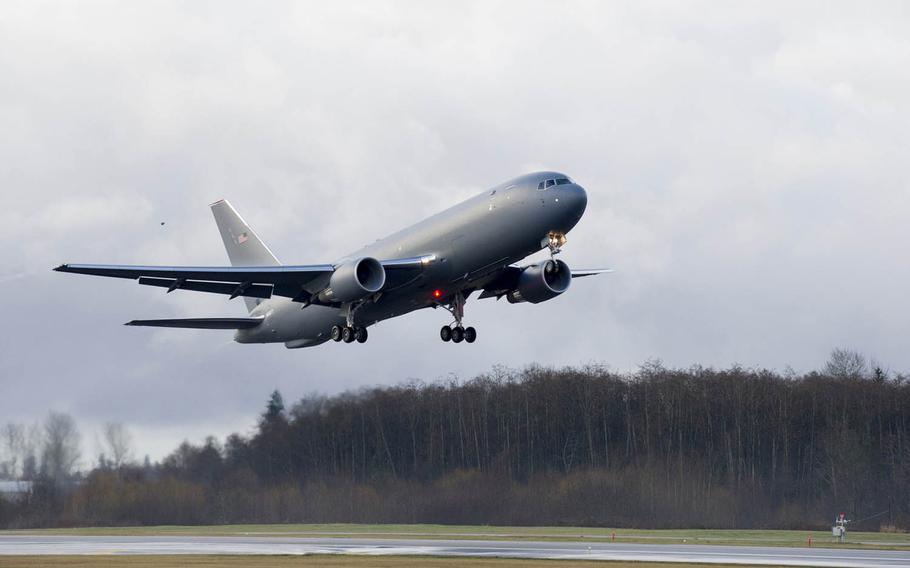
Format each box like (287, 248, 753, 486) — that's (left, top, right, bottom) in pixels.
(2, 535, 910, 567)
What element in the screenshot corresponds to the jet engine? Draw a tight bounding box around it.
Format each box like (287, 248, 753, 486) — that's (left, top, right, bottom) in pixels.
(506, 259, 571, 304)
(319, 257, 386, 303)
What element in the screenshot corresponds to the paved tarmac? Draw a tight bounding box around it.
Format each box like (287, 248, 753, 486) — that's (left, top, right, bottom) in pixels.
(1, 534, 909, 566)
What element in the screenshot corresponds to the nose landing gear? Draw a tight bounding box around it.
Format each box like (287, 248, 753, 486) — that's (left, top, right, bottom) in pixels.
(438, 291, 477, 344)
(544, 231, 567, 259)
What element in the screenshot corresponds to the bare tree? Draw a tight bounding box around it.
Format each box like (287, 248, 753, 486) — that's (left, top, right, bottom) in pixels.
(824, 347, 867, 379)
(41, 411, 81, 484)
(2, 423, 25, 478)
(103, 422, 133, 468)
(21, 423, 41, 480)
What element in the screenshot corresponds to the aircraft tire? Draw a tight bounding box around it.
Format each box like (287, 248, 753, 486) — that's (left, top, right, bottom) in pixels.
(331, 325, 344, 342)
(355, 326, 368, 343)
(464, 326, 477, 343)
(440, 326, 452, 342)
(451, 326, 464, 343)
(342, 326, 355, 343)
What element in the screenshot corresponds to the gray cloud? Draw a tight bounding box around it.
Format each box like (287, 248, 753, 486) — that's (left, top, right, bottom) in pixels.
(1, 1, 909, 462)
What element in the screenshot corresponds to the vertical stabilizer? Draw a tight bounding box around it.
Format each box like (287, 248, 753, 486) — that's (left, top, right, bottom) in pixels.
(210, 199, 280, 312)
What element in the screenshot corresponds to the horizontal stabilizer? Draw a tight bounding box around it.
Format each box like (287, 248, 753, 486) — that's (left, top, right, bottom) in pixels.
(124, 317, 264, 329)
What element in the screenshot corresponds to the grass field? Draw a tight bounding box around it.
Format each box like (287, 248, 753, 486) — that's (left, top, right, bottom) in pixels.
(5, 523, 909, 550)
(0, 556, 789, 568)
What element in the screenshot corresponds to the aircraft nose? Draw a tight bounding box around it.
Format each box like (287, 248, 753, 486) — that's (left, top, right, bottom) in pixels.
(566, 183, 588, 218)
(551, 182, 588, 232)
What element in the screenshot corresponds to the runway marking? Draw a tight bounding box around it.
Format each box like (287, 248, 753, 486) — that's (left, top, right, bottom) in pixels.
(1, 535, 909, 567)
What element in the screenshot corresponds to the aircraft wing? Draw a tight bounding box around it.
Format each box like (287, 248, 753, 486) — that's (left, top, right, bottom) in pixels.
(54, 255, 436, 303)
(570, 268, 614, 278)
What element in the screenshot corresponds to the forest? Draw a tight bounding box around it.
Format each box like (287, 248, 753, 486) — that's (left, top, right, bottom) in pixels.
(2, 350, 908, 530)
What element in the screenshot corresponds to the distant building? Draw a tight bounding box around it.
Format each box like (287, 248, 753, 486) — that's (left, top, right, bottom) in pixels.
(0, 480, 33, 501)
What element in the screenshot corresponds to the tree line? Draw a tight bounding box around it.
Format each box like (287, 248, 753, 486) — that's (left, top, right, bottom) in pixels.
(2, 349, 909, 530)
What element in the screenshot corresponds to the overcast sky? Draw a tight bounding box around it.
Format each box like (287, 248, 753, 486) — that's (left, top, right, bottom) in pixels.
(1, 1, 909, 464)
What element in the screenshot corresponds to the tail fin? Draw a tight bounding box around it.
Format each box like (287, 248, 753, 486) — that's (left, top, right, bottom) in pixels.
(210, 199, 280, 312)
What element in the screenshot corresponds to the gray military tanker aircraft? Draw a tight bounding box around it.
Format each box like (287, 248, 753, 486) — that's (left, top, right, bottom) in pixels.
(55, 171, 609, 348)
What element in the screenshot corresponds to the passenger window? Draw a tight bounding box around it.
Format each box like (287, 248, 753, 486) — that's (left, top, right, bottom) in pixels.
(545, 179, 555, 188)
(556, 178, 570, 185)
(538, 182, 545, 190)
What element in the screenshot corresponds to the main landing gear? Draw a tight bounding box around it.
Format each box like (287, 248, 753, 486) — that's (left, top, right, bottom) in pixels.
(331, 324, 368, 344)
(440, 324, 476, 343)
(332, 301, 368, 344)
(438, 291, 477, 344)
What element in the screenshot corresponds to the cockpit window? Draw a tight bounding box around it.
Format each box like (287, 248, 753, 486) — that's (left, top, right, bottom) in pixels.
(539, 177, 571, 189)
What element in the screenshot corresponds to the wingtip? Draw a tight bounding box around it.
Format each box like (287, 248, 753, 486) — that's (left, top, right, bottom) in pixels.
(209, 198, 227, 208)
(53, 264, 68, 272)
(124, 320, 137, 326)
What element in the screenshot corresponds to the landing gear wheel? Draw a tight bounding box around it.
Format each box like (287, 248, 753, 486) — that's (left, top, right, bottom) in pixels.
(439, 292, 476, 345)
(331, 325, 344, 342)
(355, 326, 368, 343)
(342, 326, 355, 343)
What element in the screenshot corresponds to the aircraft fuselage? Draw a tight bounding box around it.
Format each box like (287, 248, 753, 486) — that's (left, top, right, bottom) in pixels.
(238, 171, 588, 347)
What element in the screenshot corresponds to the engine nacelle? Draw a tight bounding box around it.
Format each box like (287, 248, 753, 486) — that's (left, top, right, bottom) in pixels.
(506, 259, 571, 304)
(319, 257, 386, 303)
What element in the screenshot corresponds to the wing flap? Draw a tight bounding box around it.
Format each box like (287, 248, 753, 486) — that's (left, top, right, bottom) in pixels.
(137, 277, 273, 299)
(124, 317, 264, 329)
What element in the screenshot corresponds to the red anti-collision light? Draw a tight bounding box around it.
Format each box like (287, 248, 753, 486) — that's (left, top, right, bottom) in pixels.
(433, 289, 442, 298)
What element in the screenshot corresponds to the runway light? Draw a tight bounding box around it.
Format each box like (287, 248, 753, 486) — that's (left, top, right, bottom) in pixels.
(433, 289, 442, 299)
